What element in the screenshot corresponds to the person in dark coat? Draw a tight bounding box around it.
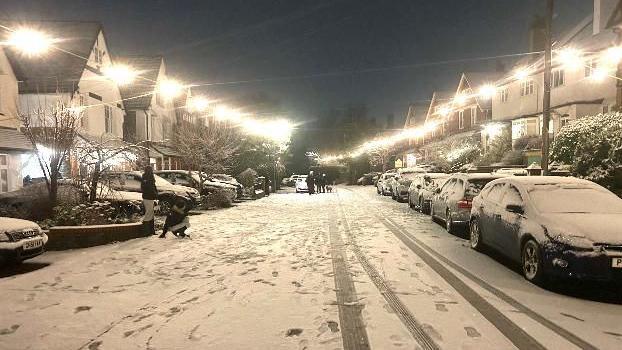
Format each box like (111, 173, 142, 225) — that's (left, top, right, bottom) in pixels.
(160, 198, 190, 238)
(141, 165, 158, 235)
(320, 174, 327, 193)
(306, 171, 315, 195)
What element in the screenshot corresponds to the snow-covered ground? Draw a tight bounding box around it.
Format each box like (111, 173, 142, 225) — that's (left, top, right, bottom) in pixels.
(0, 186, 620, 350)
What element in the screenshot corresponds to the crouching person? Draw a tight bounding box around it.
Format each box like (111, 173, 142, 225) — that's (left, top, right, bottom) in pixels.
(160, 198, 191, 238)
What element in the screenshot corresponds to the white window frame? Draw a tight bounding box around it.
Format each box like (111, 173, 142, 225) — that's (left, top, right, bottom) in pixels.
(520, 80, 535, 96)
(470, 106, 477, 125)
(458, 110, 465, 129)
(585, 58, 597, 77)
(500, 88, 509, 103)
(104, 105, 113, 133)
(0, 154, 9, 193)
(552, 69, 565, 88)
(560, 117, 572, 129)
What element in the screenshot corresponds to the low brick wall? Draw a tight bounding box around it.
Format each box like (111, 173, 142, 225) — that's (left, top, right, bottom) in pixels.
(46, 222, 147, 251)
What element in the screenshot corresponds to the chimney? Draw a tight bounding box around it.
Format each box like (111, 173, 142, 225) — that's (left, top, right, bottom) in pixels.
(594, 0, 619, 35)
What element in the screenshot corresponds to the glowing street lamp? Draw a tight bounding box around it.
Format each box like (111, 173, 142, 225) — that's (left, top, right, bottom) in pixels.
(102, 64, 137, 86)
(188, 96, 210, 113)
(6, 28, 54, 56)
(479, 84, 496, 99)
(589, 68, 608, 82)
(438, 105, 452, 117)
(514, 68, 530, 81)
(454, 93, 468, 106)
(158, 79, 183, 99)
(557, 47, 583, 70)
(603, 46, 622, 66)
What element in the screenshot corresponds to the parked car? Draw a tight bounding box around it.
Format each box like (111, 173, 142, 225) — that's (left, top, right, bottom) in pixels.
(430, 173, 504, 233)
(494, 168, 528, 176)
(295, 176, 308, 193)
(376, 171, 397, 195)
(390, 168, 427, 201)
(469, 176, 622, 284)
(102, 171, 201, 208)
(154, 170, 236, 202)
(408, 173, 450, 213)
(0, 217, 48, 265)
(357, 172, 381, 186)
(211, 174, 244, 198)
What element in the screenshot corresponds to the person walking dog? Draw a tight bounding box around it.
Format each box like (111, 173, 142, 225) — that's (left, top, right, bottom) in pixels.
(141, 165, 158, 235)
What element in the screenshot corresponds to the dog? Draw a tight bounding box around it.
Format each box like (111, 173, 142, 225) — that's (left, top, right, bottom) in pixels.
(326, 185, 333, 193)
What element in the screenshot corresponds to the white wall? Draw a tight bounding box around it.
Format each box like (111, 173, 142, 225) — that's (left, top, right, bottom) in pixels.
(0, 47, 19, 129)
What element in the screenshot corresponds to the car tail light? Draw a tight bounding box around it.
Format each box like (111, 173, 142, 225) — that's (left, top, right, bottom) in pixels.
(457, 199, 472, 209)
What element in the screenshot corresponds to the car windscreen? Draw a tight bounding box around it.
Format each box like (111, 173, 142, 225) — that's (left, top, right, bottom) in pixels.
(529, 186, 622, 214)
(153, 174, 173, 187)
(465, 178, 496, 198)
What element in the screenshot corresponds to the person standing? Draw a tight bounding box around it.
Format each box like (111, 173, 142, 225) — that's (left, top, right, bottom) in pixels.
(141, 165, 158, 235)
(321, 174, 327, 193)
(306, 171, 315, 195)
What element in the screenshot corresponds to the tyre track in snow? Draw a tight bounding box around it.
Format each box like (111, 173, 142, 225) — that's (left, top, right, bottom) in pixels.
(345, 187, 598, 350)
(334, 193, 441, 350)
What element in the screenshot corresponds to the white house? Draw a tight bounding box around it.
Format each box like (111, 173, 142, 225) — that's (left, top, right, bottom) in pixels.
(3, 20, 127, 177)
(0, 46, 32, 193)
(118, 55, 180, 170)
(492, 0, 620, 144)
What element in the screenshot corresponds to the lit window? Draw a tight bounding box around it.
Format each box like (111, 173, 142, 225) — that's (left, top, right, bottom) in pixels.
(553, 69, 565, 88)
(471, 106, 477, 125)
(500, 88, 509, 102)
(585, 58, 597, 77)
(520, 80, 535, 96)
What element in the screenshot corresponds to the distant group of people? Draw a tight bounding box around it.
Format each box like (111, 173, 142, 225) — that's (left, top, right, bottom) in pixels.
(305, 171, 330, 195)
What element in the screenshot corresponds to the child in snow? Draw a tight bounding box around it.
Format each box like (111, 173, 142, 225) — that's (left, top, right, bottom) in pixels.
(160, 198, 191, 238)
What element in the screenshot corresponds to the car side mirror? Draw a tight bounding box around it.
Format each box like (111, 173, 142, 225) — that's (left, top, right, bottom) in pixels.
(435, 188, 441, 194)
(506, 204, 524, 214)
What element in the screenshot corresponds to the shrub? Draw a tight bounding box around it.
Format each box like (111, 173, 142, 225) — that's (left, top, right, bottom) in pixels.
(238, 168, 257, 196)
(501, 150, 525, 165)
(202, 189, 233, 209)
(39, 201, 141, 229)
(477, 127, 512, 165)
(513, 135, 541, 151)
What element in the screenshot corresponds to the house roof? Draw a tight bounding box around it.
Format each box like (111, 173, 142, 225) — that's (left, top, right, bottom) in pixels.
(404, 102, 429, 128)
(462, 71, 503, 108)
(1, 20, 102, 94)
(117, 55, 163, 110)
(0, 127, 33, 151)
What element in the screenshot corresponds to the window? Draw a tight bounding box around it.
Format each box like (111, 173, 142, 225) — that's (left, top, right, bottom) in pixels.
(471, 106, 477, 125)
(500, 88, 509, 102)
(526, 118, 539, 136)
(0, 154, 8, 193)
(585, 58, 597, 77)
(105, 105, 113, 133)
(501, 185, 523, 207)
(79, 94, 87, 127)
(560, 117, 572, 129)
(520, 80, 534, 96)
(458, 110, 465, 129)
(552, 69, 565, 88)
(486, 183, 505, 204)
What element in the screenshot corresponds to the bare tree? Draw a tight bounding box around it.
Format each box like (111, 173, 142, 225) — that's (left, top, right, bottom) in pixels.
(19, 103, 79, 205)
(173, 121, 240, 191)
(369, 146, 392, 171)
(73, 135, 147, 201)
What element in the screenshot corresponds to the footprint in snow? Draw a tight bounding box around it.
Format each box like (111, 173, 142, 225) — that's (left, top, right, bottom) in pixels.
(0, 325, 20, 335)
(75, 306, 92, 313)
(286, 328, 303, 337)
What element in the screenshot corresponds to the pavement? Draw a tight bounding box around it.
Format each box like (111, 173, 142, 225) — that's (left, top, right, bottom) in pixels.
(1, 186, 621, 350)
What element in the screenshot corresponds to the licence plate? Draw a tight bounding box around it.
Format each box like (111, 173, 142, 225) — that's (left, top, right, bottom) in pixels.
(23, 239, 43, 250)
(612, 258, 622, 268)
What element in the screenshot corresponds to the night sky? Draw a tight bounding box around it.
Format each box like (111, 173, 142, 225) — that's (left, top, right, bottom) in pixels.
(0, 0, 591, 125)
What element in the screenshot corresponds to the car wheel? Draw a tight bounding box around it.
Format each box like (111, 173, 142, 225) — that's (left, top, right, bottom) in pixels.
(469, 217, 484, 251)
(522, 239, 546, 285)
(445, 209, 456, 234)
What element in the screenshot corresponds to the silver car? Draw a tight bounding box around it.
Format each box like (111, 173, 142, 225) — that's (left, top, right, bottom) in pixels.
(0, 217, 48, 265)
(376, 172, 396, 196)
(408, 173, 449, 213)
(431, 173, 504, 233)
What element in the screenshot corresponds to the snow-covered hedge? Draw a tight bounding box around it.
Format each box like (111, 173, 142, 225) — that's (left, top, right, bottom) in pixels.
(551, 112, 622, 192)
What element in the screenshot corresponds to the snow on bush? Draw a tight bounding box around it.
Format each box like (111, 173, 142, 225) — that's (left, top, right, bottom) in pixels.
(551, 112, 622, 192)
(38, 201, 142, 229)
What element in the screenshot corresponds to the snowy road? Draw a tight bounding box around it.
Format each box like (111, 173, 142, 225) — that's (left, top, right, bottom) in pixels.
(1, 186, 621, 350)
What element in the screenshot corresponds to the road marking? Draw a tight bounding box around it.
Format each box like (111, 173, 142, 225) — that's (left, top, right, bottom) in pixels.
(335, 198, 441, 350)
(347, 187, 598, 350)
(328, 219, 371, 350)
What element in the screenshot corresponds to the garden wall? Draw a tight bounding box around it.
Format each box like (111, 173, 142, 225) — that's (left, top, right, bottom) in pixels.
(46, 222, 147, 250)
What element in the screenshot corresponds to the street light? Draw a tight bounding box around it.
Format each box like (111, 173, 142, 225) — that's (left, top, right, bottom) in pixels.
(514, 67, 530, 81)
(102, 64, 137, 86)
(603, 46, 622, 66)
(589, 67, 608, 82)
(187, 96, 210, 113)
(6, 28, 54, 56)
(478, 84, 496, 99)
(158, 79, 183, 99)
(557, 47, 583, 70)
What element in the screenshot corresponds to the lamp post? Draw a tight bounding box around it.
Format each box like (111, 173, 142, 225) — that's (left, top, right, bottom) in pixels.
(541, 0, 554, 176)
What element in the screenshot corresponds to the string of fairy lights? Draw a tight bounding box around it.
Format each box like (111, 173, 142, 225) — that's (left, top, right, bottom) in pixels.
(318, 45, 622, 164)
(0, 24, 293, 144)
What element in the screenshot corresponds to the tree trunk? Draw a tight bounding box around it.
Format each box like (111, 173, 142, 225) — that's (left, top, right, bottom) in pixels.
(89, 161, 101, 202)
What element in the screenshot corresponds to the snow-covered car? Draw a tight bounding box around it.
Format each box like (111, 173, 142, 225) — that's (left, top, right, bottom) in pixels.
(0, 217, 48, 265)
(408, 173, 450, 213)
(470, 176, 622, 284)
(494, 168, 528, 176)
(376, 171, 397, 195)
(391, 169, 426, 202)
(102, 171, 201, 208)
(211, 174, 243, 198)
(155, 170, 237, 202)
(431, 173, 504, 234)
(295, 176, 308, 193)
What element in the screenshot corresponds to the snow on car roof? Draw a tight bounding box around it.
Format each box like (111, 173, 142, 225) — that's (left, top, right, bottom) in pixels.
(503, 176, 595, 186)
(452, 173, 505, 180)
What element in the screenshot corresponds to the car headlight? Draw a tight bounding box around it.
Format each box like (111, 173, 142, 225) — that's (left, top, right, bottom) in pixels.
(0, 233, 11, 242)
